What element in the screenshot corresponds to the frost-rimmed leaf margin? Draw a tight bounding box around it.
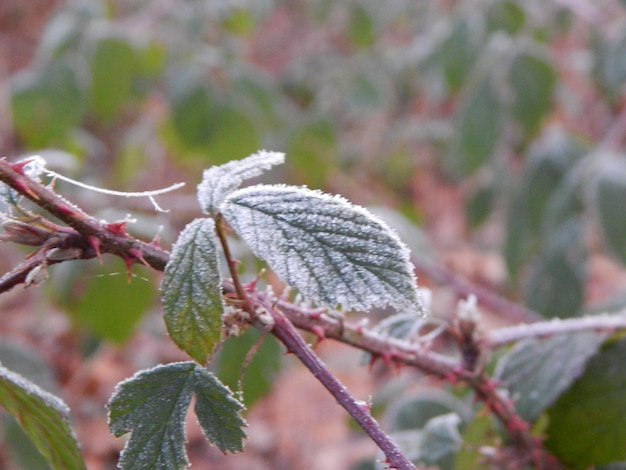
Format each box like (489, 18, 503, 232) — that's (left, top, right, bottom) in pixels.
(220, 184, 423, 313)
(0, 364, 86, 470)
(197, 150, 285, 215)
(161, 218, 224, 363)
(107, 362, 247, 470)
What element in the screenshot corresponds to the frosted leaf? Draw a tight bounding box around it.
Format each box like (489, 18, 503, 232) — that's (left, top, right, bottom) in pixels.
(107, 362, 246, 470)
(0, 364, 86, 470)
(161, 218, 224, 363)
(221, 185, 423, 313)
(197, 150, 285, 214)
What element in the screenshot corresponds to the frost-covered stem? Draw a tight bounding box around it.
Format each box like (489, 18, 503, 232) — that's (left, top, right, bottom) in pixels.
(412, 258, 541, 323)
(485, 313, 626, 348)
(259, 300, 419, 470)
(214, 213, 252, 312)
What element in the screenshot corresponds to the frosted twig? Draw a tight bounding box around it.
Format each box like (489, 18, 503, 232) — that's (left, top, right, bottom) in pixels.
(21, 154, 185, 212)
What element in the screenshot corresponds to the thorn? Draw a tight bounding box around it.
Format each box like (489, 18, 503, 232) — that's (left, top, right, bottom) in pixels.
(122, 255, 135, 282)
(150, 226, 164, 248)
(308, 308, 325, 320)
(128, 248, 149, 268)
(10, 159, 35, 175)
(87, 236, 102, 263)
(310, 325, 326, 346)
(57, 203, 79, 217)
(245, 268, 266, 291)
(105, 221, 128, 236)
(13, 179, 40, 200)
(368, 353, 379, 371)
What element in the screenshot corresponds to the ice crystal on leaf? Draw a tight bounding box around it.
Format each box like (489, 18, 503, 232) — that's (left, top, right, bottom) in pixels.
(220, 184, 423, 313)
(197, 150, 285, 215)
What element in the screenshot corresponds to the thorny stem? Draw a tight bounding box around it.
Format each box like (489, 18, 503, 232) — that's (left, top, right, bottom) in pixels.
(2, 159, 623, 467)
(215, 217, 417, 468)
(259, 300, 419, 470)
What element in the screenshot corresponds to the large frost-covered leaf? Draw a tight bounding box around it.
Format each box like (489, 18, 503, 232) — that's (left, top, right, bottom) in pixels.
(107, 362, 246, 470)
(161, 218, 224, 363)
(221, 184, 422, 312)
(0, 364, 86, 470)
(197, 150, 284, 214)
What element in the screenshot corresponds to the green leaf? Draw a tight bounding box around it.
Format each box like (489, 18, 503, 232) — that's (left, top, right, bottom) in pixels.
(389, 414, 462, 469)
(88, 36, 139, 120)
(509, 51, 556, 139)
(161, 218, 224, 363)
(455, 78, 503, 175)
(10, 59, 85, 147)
(108, 362, 246, 469)
(521, 129, 586, 235)
(596, 159, 626, 265)
(387, 389, 472, 432)
(0, 365, 86, 470)
(546, 339, 626, 468)
(50, 258, 154, 343)
(192, 366, 248, 453)
(455, 409, 499, 470)
(465, 185, 494, 229)
(287, 119, 337, 187)
(487, 1, 526, 34)
(594, 27, 626, 103)
(348, 4, 375, 49)
(494, 330, 609, 422)
(170, 83, 213, 150)
(440, 17, 483, 92)
(197, 150, 285, 215)
(522, 218, 586, 317)
(216, 328, 282, 408)
(221, 185, 422, 313)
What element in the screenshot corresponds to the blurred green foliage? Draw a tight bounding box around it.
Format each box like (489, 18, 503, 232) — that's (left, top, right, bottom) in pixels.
(7, 0, 626, 467)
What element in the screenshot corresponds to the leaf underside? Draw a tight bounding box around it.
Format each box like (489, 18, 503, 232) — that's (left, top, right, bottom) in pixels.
(161, 218, 224, 363)
(221, 184, 422, 313)
(197, 150, 285, 214)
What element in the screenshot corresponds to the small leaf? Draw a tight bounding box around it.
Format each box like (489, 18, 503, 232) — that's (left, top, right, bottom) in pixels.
(161, 218, 224, 363)
(596, 158, 626, 265)
(494, 330, 609, 422)
(108, 363, 194, 470)
(522, 218, 587, 318)
(88, 36, 139, 120)
(221, 185, 422, 313)
(216, 328, 282, 408)
(10, 59, 85, 147)
(197, 150, 284, 215)
(455, 77, 503, 175)
(192, 366, 247, 453)
(107, 362, 246, 470)
(509, 50, 556, 139)
(546, 339, 626, 468)
(0, 364, 86, 470)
